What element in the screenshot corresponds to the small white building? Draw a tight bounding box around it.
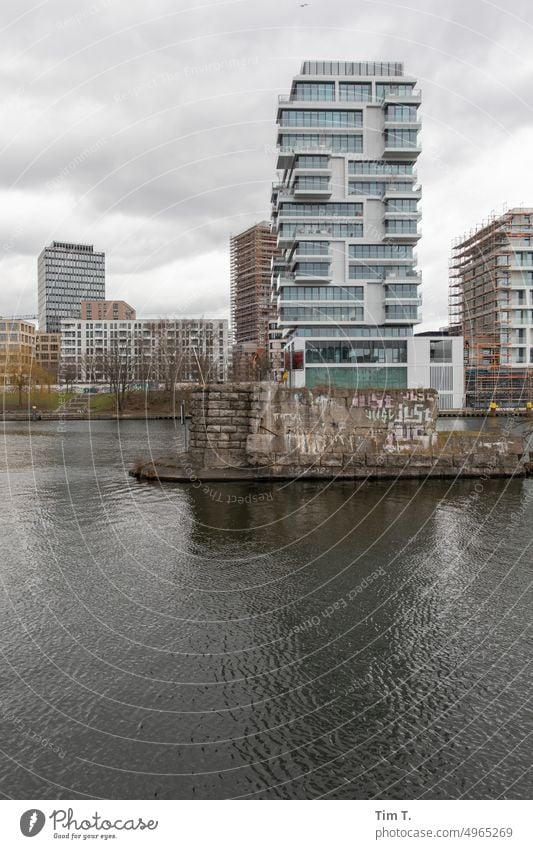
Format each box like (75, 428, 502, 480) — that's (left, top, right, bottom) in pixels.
(408, 333, 464, 410)
(283, 331, 464, 409)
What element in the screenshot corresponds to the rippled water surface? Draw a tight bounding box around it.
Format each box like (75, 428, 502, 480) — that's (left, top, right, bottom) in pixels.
(0, 419, 531, 799)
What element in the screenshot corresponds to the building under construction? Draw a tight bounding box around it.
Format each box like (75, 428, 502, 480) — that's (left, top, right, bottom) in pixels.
(230, 222, 280, 379)
(449, 207, 533, 408)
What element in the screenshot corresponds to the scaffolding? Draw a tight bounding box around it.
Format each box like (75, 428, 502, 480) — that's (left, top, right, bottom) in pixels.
(230, 221, 278, 349)
(449, 207, 533, 408)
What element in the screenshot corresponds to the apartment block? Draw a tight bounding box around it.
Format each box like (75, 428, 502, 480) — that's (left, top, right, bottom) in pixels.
(271, 60, 422, 390)
(60, 318, 229, 384)
(35, 331, 61, 379)
(81, 300, 136, 321)
(450, 208, 533, 407)
(0, 319, 36, 375)
(38, 241, 105, 333)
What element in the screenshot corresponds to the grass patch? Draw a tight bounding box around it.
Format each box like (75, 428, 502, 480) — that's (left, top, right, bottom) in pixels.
(0, 390, 74, 412)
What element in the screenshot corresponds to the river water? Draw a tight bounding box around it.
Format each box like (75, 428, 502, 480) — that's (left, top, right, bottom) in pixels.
(0, 419, 531, 800)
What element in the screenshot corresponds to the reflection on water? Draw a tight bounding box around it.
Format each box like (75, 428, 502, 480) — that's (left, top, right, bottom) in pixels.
(0, 420, 531, 799)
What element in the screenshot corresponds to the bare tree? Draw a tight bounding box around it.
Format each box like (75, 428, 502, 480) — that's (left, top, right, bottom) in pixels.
(101, 334, 134, 412)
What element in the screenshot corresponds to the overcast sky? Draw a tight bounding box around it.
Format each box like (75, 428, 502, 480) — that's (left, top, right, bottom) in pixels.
(1, 0, 533, 328)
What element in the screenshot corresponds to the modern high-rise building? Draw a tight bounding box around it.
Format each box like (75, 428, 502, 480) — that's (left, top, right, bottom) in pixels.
(230, 221, 277, 379)
(271, 60, 423, 389)
(38, 241, 105, 332)
(449, 208, 533, 407)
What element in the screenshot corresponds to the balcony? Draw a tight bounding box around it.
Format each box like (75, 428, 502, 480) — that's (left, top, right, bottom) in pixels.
(384, 118, 421, 130)
(293, 182, 332, 198)
(384, 207, 422, 219)
(384, 229, 421, 241)
(294, 270, 332, 283)
(383, 140, 421, 158)
(377, 89, 422, 105)
(384, 295, 423, 306)
(290, 251, 332, 267)
(384, 309, 421, 324)
(383, 184, 422, 199)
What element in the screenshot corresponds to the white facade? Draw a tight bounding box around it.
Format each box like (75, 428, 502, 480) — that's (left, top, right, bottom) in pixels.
(272, 60, 422, 390)
(287, 332, 464, 409)
(408, 335, 464, 410)
(60, 318, 229, 383)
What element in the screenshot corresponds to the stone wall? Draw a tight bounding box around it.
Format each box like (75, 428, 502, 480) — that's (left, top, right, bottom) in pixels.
(136, 383, 525, 481)
(188, 384, 255, 468)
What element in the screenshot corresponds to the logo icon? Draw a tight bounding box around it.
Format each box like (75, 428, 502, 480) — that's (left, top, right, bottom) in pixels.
(20, 810, 45, 837)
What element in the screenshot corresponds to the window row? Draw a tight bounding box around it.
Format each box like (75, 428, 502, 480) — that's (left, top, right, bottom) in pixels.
(295, 241, 330, 254)
(293, 326, 412, 337)
(349, 181, 414, 195)
(349, 245, 413, 258)
(295, 155, 330, 168)
(384, 305, 419, 319)
(376, 84, 416, 98)
(385, 284, 419, 298)
(306, 340, 407, 364)
(293, 83, 335, 101)
(281, 306, 364, 321)
(349, 265, 417, 279)
(305, 366, 408, 390)
(294, 176, 330, 190)
(384, 129, 419, 148)
(348, 161, 414, 175)
(280, 286, 363, 301)
(295, 262, 331, 275)
(279, 223, 364, 237)
(385, 105, 418, 121)
(385, 220, 419, 234)
(385, 199, 419, 212)
(279, 134, 363, 152)
(280, 203, 363, 217)
(280, 110, 362, 127)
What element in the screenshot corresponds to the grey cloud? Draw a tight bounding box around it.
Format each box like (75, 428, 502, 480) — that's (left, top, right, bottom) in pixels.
(1, 0, 533, 322)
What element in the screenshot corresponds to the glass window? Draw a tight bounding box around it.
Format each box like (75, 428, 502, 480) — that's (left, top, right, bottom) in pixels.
(338, 83, 372, 102)
(280, 203, 363, 217)
(306, 340, 407, 363)
(385, 220, 418, 234)
(280, 286, 363, 301)
(350, 245, 413, 259)
(294, 176, 330, 190)
(348, 182, 385, 195)
(296, 155, 330, 168)
(296, 241, 330, 254)
(280, 306, 364, 321)
(279, 134, 363, 153)
(384, 129, 418, 148)
(386, 105, 418, 121)
(293, 83, 335, 101)
(305, 366, 408, 390)
(376, 83, 415, 98)
(349, 161, 414, 175)
(430, 340, 453, 363)
(385, 199, 418, 213)
(295, 262, 330, 276)
(281, 110, 362, 127)
(385, 284, 419, 298)
(385, 305, 419, 319)
(279, 222, 363, 238)
(349, 265, 416, 279)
